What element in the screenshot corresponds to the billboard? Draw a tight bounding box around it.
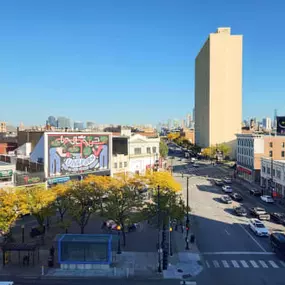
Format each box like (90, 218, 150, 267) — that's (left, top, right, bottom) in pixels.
(15, 172, 45, 186)
(47, 133, 110, 178)
(277, 116, 285, 135)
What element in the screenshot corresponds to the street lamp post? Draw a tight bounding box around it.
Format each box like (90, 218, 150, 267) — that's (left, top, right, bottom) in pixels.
(157, 185, 162, 272)
(117, 225, 122, 254)
(185, 176, 190, 250)
(169, 219, 173, 257)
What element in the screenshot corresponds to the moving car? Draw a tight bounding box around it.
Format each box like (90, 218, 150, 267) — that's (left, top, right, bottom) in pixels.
(249, 189, 262, 196)
(249, 219, 269, 236)
(222, 185, 233, 193)
(193, 163, 199, 168)
(270, 232, 285, 257)
(234, 206, 247, 216)
(249, 207, 270, 220)
(270, 212, 285, 225)
(230, 192, 243, 201)
(215, 179, 224, 186)
(223, 178, 232, 184)
(221, 195, 232, 204)
(260, 195, 274, 203)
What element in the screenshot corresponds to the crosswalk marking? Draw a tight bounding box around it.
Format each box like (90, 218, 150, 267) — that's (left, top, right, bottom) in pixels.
(240, 260, 249, 268)
(249, 260, 258, 268)
(222, 260, 229, 268)
(258, 260, 268, 268)
(231, 260, 240, 268)
(280, 260, 285, 267)
(205, 260, 210, 268)
(213, 260, 220, 268)
(269, 260, 279, 268)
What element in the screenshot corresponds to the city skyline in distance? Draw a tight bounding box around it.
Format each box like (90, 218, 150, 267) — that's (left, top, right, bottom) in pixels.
(1, 1, 285, 126)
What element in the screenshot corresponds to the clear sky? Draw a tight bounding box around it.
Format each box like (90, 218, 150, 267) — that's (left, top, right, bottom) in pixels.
(1, 0, 285, 126)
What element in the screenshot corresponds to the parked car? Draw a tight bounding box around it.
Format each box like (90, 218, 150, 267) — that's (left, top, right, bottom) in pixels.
(221, 195, 232, 204)
(260, 195, 274, 203)
(249, 189, 262, 196)
(234, 206, 247, 216)
(215, 179, 224, 186)
(223, 178, 232, 184)
(249, 219, 269, 236)
(270, 212, 285, 225)
(270, 232, 285, 257)
(249, 207, 270, 220)
(230, 192, 243, 201)
(222, 185, 233, 193)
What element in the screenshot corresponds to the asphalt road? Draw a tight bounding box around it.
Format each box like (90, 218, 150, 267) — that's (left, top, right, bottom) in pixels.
(168, 145, 285, 285)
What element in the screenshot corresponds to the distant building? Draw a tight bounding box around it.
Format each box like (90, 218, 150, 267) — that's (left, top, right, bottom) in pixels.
(180, 128, 195, 144)
(57, 117, 71, 129)
(0, 122, 6, 133)
(263, 117, 272, 130)
(195, 27, 242, 155)
(47, 116, 57, 127)
(86, 121, 95, 129)
(186, 114, 192, 128)
(74, 121, 84, 131)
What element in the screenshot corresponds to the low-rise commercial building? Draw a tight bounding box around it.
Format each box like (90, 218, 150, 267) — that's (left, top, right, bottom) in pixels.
(236, 134, 285, 183)
(0, 161, 16, 188)
(261, 158, 285, 198)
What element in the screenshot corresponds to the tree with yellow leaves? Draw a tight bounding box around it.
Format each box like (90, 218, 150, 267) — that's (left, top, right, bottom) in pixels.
(167, 132, 180, 141)
(24, 185, 56, 228)
(0, 188, 28, 235)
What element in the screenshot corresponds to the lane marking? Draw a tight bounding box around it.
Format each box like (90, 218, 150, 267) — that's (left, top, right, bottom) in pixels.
(222, 260, 230, 268)
(237, 223, 267, 252)
(240, 260, 249, 268)
(280, 260, 285, 267)
(269, 260, 279, 268)
(205, 260, 210, 268)
(202, 251, 274, 255)
(213, 260, 220, 268)
(249, 260, 259, 268)
(231, 260, 240, 268)
(224, 229, 230, 236)
(259, 260, 268, 268)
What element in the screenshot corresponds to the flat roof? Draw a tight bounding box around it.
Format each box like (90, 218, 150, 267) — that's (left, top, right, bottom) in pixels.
(60, 234, 112, 243)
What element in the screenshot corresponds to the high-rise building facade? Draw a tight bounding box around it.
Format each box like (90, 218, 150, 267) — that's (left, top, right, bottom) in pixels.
(47, 116, 57, 127)
(74, 121, 84, 130)
(262, 117, 272, 130)
(195, 27, 243, 152)
(57, 116, 71, 129)
(0, 122, 7, 133)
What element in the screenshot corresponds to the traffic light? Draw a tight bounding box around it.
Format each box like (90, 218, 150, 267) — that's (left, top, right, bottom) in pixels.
(186, 224, 190, 231)
(162, 250, 168, 270)
(169, 227, 173, 232)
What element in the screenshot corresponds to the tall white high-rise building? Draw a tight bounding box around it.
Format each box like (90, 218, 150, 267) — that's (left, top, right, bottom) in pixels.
(195, 27, 242, 151)
(262, 117, 272, 130)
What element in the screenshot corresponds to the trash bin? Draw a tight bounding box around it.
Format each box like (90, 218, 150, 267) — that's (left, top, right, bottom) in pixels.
(48, 256, 54, 267)
(190, 234, 195, 244)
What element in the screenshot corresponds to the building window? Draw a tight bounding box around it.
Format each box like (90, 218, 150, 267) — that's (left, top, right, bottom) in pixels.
(134, 148, 141, 155)
(262, 166, 266, 173)
(269, 142, 273, 148)
(152, 147, 157, 153)
(273, 169, 275, 177)
(124, 161, 127, 167)
(277, 170, 281, 179)
(147, 147, 151, 154)
(119, 162, 122, 168)
(282, 151, 285, 158)
(114, 163, 117, 169)
(269, 150, 273, 157)
(267, 167, 270, 174)
(282, 142, 285, 148)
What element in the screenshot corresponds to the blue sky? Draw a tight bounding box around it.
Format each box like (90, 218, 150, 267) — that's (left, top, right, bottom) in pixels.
(1, 0, 285, 126)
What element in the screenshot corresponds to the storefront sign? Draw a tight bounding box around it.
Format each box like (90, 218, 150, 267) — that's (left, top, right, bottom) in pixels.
(48, 176, 70, 185)
(0, 169, 13, 177)
(237, 166, 252, 175)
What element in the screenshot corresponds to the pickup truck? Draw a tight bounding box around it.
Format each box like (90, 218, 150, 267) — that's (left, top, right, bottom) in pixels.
(249, 207, 270, 221)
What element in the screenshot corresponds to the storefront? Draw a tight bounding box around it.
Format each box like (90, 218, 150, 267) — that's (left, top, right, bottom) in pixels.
(237, 165, 253, 182)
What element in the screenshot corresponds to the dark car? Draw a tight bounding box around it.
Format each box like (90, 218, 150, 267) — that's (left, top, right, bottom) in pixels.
(215, 180, 224, 186)
(249, 207, 270, 220)
(230, 192, 243, 201)
(249, 189, 262, 196)
(271, 212, 285, 225)
(234, 206, 247, 216)
(270, 232, 285, 258)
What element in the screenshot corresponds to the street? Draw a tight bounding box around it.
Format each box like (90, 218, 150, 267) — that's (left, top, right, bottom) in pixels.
(169, 143, 285, 285)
